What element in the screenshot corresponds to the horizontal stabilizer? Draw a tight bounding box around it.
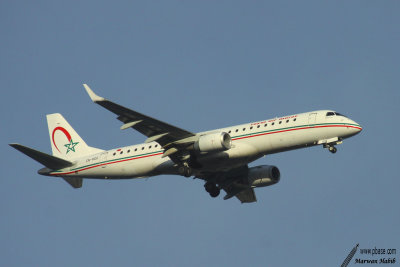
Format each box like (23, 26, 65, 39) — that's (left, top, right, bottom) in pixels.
(10, 143, 73, 170)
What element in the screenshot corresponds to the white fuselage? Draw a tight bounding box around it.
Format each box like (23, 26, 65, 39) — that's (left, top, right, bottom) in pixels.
(49, 110, 362, 179)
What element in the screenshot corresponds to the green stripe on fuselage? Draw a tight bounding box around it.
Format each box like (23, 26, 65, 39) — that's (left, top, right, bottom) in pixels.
(52, 150, 164, 173)
(53, 122, 360, 173)
(231, 122, 359, 139)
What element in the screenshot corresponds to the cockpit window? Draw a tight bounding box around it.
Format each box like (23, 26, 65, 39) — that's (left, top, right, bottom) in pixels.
(326, 111, 347, 118)
(335, 112, 346, 117)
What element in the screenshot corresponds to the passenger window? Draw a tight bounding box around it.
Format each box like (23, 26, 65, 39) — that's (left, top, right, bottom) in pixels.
(257, 125, 260, 128)
(235, 129, 238, 132)
(155, 145, 158, 148)
(272, 122, 275, 126)
(286, 120, 289, 123)
(113, 152, 116, 156)
(128, 150, 130, 153)
(149, 146, 152, 149)
(326, 112, 335, 116)
(250, 127, 253, 130)
(120, 151, 123, 154)
(134, 148, 137, 152)
(293, 118, 296, 121)
(142, 147, 144, 150)
(264, 124, 267, 127)
(279, 121, 282, 124)
(243, 128, 246, 131)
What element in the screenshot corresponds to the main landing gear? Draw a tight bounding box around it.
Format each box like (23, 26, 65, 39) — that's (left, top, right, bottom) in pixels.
(204, 182, 220, 198)
(178, 162, 192, 177)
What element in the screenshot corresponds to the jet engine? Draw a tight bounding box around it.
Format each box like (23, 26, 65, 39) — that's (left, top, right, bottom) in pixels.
(194, 132, 232, 153)
(248, 165, 280, 187)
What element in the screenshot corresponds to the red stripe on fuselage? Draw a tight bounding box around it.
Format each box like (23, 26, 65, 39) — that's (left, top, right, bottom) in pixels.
(52, 124, 361, 176)
(231, 124, 362, 141)
(51, 152, 163, 176)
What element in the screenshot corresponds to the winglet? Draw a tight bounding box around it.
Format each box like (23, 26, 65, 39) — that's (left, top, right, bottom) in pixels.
(83, 84, 105, 102)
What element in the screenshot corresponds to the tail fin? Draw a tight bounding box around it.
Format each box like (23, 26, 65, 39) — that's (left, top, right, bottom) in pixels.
(47, 113, 103, 160)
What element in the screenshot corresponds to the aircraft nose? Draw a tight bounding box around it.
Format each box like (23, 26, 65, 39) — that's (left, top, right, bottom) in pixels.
(350, 119, 362, 134)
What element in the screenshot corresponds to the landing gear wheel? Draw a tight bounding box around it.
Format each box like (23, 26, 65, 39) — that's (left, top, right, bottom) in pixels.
(178, 164, 192, 177)
(204, 182, 220, 198)
(204, 182, 215, 192)
(183, 167, 192, 177)
(329, 146, 337, 154)
(209, 188, 220, 198)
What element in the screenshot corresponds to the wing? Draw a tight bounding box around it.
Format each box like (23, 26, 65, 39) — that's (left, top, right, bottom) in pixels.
(83, 84, 196, 153)
(197, 165, 258, 203)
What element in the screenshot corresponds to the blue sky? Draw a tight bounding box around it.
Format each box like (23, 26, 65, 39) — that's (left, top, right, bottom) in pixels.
(1, 1, 399, 266)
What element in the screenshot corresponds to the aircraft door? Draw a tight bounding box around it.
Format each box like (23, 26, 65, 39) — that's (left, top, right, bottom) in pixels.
(308, 113, 317, 126)
(99, 151, 108, 169)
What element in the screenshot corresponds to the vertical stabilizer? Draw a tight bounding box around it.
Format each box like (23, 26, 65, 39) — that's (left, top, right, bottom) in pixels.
(47, 113, 103, 160)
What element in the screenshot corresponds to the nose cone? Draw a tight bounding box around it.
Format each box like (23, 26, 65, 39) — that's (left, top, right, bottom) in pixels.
(349, 119, 363, 135)
(353, 121, 362, 132)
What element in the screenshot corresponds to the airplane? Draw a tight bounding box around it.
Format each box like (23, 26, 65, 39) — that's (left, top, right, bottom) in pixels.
(9, 84, 363, 203)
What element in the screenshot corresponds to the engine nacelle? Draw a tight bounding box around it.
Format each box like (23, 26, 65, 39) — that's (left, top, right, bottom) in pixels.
(248, 165, 280, 188)
(194, 132, 232, 153)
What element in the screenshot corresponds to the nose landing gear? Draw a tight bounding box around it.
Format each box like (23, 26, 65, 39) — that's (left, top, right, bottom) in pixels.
(324, 144, 337, 154)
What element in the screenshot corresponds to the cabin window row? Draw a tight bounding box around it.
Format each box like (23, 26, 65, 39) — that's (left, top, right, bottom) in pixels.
(227, 118, 297, 134)
(113, 144, 159, 156)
